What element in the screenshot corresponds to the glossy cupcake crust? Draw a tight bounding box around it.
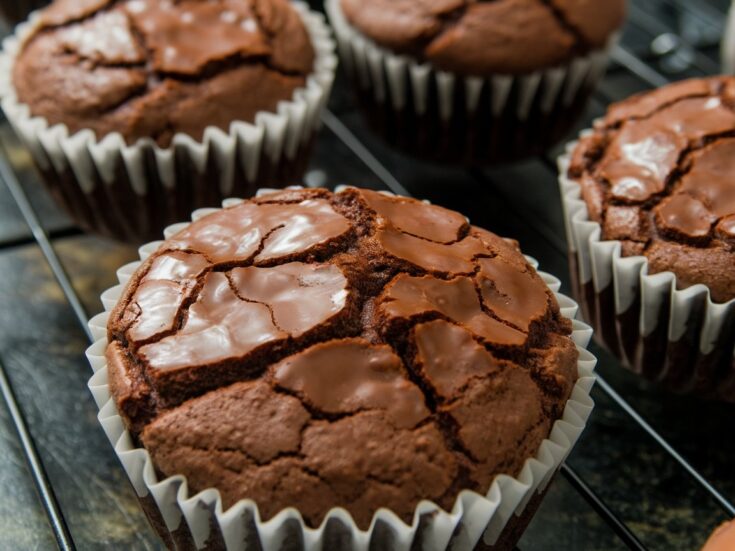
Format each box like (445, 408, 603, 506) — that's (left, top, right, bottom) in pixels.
(568, 77, 735, 303)
(12, 0, 315, 146)
(106, 187, 578, 529)
(339, 0, 625, 75)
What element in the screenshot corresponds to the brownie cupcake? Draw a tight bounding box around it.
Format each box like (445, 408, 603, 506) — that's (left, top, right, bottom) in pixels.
(326, 0, 625, 165)
(0, 1, 49, 25)
(87, 187, 596, 550)
(0, 0, 336, 242)
(701, 519, 735, 551)
(560, 76, 735, 401)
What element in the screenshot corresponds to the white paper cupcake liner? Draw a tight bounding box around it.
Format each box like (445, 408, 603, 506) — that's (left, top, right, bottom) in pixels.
(724, 1, 735, 74)
(0, 3, 337, 240)
(85, 187, 597, 551)
(325, 0, 614, 122)
(559, 139, 735, 399)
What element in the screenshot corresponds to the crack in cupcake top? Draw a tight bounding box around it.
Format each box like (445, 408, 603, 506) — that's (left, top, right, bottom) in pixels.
(568, 76, 735, 303)
(124, 0, 271, 75)
(12, 0, 315, 146)
(106, 187, 578, 528)
(338, 0, 625, 75)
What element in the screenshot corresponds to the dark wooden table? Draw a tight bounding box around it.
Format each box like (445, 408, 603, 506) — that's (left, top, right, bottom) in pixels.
(0, 1, 733, 549)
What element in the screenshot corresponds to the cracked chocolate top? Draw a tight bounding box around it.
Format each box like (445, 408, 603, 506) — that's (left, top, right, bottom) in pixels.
(106, 187, 578, 528)
(339, 0, 625, 75)
(12, 0, 315, 146)
(568, 77, 735, 303)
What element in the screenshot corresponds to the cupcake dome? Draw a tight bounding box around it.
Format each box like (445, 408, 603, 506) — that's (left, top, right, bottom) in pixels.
(0, 0, 337, 243)
(106, 187, 579, 529)
(561, 76, 735, 402)
(339, 0, 625, 76)
(12, 0, 314, 146)
(568, 77, 735, 303)
(327, 0, 626, 165)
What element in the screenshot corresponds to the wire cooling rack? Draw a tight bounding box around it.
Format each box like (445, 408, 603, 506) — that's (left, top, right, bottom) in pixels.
(0, 1, 732, 549)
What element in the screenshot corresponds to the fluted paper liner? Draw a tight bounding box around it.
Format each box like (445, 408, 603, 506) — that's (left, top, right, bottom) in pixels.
(85, 188, 596, 550)
(559, 139, 735, 398)
(724, 1, 735, 74)
(0, 3, 337, 207)
(325, 0, 613, 122)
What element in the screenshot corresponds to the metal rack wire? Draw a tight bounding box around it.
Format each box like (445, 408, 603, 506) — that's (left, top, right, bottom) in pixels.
(0, 1, 733, 549)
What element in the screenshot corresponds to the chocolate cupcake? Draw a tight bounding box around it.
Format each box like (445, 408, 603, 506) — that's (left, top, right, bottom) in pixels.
(701, 519, 735, 551)
(0, 0, 336, 242)
(0, 1, 49, 25)
(87, 187, 596, 550)
(326, 0, 625, 165)
(560, 76, 735, 401)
